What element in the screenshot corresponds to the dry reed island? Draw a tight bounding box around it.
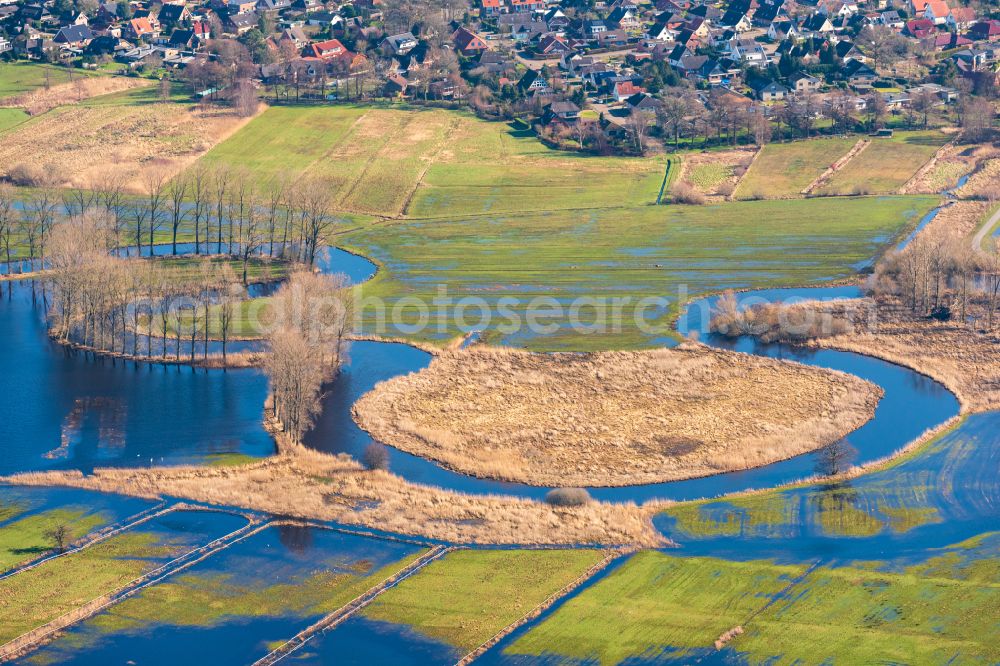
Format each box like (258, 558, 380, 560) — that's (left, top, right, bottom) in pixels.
(353, 345, 882, 487)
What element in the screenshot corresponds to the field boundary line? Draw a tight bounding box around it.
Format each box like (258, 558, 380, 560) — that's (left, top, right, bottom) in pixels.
(0, 516, 269, 662)
(252, 544, 457, 666)
(337, 112, 415, 211)
(655, 157, 674, 205)
(729, 144, 762, 199)
(456, 547, 634, 665)
(398, 116, 462, 218)
(801, 138, 869, 196)
(899, 139, 955, 194)
(0, 500, 174, 582)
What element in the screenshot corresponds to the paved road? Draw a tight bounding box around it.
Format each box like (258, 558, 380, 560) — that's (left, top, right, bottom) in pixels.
(972, 204, 1000, 251)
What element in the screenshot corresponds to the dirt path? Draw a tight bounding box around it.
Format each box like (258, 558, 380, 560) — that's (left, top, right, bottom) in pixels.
(801, 139, 869, 196)
(971, 204, 1000, 252)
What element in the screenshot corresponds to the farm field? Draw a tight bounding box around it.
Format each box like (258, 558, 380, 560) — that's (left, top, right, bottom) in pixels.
(344, 195, 937, 349)
(196, 105, 666, 218)
(816, 130, 950, 195)
(0, 506, 109, 572)
(0, 509, 248, 644)
(0, 78, 256, 192)
(0, 107, 28, 133)
(362, 549, 606, 653)
(504, 551, 809, 664)
(0, 62, 104, 100)
(734, 137, 858, 198)
(504, 544, 1000, 665)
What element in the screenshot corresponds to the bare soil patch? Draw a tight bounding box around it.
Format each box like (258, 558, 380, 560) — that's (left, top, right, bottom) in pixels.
(353, 345, 882, 487)
(0, 76, 152, 116)
(0, 102, 261, 192)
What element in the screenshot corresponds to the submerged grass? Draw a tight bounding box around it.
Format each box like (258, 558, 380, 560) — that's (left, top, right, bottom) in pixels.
(363, 549, 605, 652)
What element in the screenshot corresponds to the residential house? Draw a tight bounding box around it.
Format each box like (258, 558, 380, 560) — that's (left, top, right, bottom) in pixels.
(606, 6, 641, 32)
(788, 70, 821, 92)
(802, 13, 835, 36)
(905, 18, 936, 38)
(227, 0, 258, 14)
(453, 27, 489, 54)
(612, 79, 643, 101)
(481, 0, 505, 15)
(384, 74, 408, 96)
(646, 22, 674, 41)
(0, 36, 11, 53)
(509, 0, 546, 12)
(968, 20, 1000, 42)
(835, 40, 865, 63)
(308, 38, 349, 60)
(626, 91, 659, 112)
(544, 8, 570, 31)
(258, 0, 293, 11)
(517, 69, 550, 93)
(768, 19, 800, 41)
(54, 24, 94, 48)
(946, 7, 975, 31)
(844, 58, 877, 86)
(168, 28, 197, 48)
(381, 32, 418, 56)
(280, 25, 308, 48)
(538, 34, 572, 54)
(923, 0, 949, 25)
(728, 39, 769, 67)
(224, 11, 258, 34)
(749, 76, 789, 100)
(720, 7, 753, 32)
(127, 17, 157, 41)
(879, 10, 904, 28)
(547, 100, 580, 120)
(754, 0, 786, 27)
(157, 3, 191, 26)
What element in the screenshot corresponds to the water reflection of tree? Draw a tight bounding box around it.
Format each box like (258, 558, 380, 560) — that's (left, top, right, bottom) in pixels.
(277, 524, 315, 555)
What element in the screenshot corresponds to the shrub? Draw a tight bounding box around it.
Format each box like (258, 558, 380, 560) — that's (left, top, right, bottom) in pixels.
(8, 163, 54, 187)
(363, 442, 390, 471)
(545, 487, 591, 507)
(671, 181, 706, 205)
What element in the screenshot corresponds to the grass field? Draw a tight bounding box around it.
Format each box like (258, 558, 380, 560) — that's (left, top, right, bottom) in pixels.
(197, 105, 666, 218)
(0, 107, 28, 133)
(735, 137, 858, 198)
(362, 549, 605, 652)
(0, 62, 103, 100)
(0, 510, 243, 643)
(507, 543, 1000, 665)
(0, 506, 110, 573)
(344, 196, 937, 349)
(505, 551, 809, 664)
(816, 130, 950, 195)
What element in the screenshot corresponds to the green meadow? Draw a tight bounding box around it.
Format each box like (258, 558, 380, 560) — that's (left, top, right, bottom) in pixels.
(817, 130, 951, 195)
(344, 195, 937, 349)
(363, 549, 605, 652)
(506, 544, 1000, 665)
(735, 136, 858, 198)
(0, 506, 111, 573)
(0, 62, 104, 100)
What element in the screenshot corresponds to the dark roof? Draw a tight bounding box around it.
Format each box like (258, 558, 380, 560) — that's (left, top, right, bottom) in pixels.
(54, 24, 93, 43)
(157, 3, 187, 23)
(169, 28, 195, 45)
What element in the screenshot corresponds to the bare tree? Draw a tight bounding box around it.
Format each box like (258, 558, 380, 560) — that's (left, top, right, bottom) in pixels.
(144, 170, 168, 255)
(167, 175, 189, 255)
(189, 164, 210, 254)
(297, 180, 338, 266)
(0, 184, 16, 275)
(44, 524, 70, 553)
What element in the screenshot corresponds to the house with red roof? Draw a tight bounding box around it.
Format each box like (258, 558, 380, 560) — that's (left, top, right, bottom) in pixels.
(905, 18, 936, 38)
(968, 19, 1000, 42)
(612, 80, 644, 101)
(452, 27, 489, 55)
(946, 7, 976, 31)
(923, 0, 949, 25)
(481, 0, 505, 15)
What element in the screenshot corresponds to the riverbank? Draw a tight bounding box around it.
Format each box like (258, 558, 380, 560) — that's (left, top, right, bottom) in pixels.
(2, 443, 667, 547)
(353, 345, 882, 488)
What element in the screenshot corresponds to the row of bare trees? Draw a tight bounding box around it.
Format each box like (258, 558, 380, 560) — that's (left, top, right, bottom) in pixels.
(873, 227, 1000, 329)
(262, 270, 353, 444)
(45, 211, 250, 362)
(0, 166, 342, 282)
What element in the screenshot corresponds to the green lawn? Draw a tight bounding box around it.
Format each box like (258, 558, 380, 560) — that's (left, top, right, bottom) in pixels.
(507, 544, 1000, 665)
(817, 130, 950, 195)
(363, 549, 606, 652)
(0, 62, 104, 100)
(344, 196, 938, 350)
(0, 507, 111, 573)
(735, 137, 858, 199)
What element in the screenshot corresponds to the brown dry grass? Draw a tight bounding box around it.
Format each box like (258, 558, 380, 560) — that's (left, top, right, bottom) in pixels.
(812, 301, 1000, 413)
(904, 142, 1000, 195)
(3, 442, 664, 547)
(0, 76, 153, 116)
(956, 155, 1000, 200)
(0, 102, 261, 192)
(352, 345, 882, 487)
